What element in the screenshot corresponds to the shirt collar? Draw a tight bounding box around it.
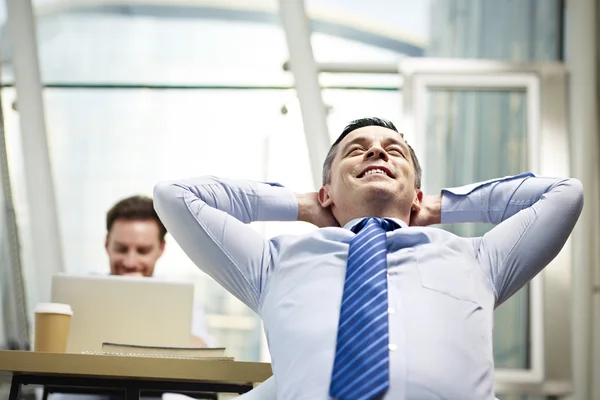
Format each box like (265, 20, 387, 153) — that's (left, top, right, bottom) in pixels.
(342, 217, 409, 231)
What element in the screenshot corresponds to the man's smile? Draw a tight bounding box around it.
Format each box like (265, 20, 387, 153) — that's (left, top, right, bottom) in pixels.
(357, 165, 394, 178)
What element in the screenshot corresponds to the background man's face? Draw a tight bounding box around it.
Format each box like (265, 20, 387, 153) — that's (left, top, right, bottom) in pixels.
(105, 219, 165, 277)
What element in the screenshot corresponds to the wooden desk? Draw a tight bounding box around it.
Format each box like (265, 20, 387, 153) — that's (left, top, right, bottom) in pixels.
(0, 350, 272, 399)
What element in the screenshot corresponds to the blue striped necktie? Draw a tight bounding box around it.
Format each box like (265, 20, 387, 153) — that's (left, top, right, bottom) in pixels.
(329, 217, 400, 400)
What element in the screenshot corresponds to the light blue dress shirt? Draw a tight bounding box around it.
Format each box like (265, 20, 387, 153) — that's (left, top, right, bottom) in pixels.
(153, 174, 583, 400)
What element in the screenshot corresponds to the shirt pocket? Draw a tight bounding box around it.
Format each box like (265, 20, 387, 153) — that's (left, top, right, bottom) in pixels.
(416, 249, 480, 305)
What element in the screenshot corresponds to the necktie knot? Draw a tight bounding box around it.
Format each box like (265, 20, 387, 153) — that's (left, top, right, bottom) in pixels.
(352, 217, 400, 234)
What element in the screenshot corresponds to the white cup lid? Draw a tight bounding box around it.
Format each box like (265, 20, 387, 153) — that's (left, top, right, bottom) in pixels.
(34, 302, 73, 316)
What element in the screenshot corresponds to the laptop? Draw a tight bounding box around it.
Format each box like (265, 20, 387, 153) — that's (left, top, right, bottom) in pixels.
(51, 274, 194, 353)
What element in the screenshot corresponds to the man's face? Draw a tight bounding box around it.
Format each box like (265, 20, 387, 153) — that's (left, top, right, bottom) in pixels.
(105, 219, 165, 277)
(320, 125, 420, 217)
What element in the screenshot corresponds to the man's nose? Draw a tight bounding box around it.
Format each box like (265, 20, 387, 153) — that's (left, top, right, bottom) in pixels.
(122, 253, 139, 268)
(365, 146, 389, 161)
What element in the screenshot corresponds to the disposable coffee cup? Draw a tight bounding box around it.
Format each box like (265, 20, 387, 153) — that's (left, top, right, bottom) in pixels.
(34, 303, 73, 353)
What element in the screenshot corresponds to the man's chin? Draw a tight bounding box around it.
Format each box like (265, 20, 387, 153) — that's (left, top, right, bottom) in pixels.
(355, 183, 399, 203)
(360, 180, 398, 194)
(122, 272, 144, 277)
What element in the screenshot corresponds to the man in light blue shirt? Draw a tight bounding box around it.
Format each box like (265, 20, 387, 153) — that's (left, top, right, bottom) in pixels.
(153, 117, 583, 400)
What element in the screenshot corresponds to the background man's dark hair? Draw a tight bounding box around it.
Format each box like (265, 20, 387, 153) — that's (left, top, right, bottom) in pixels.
(106, 195, 167, 241)
(322, 117, 422, 188)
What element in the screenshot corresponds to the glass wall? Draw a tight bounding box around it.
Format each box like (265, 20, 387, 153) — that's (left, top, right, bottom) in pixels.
(0, 1, 419, 361)
(423, 4, 560, 393)
(0, 89, 29, 352)
(427, 0, 561, 61)
(425, 89, 530, 370)
(0, 4, 564, 392)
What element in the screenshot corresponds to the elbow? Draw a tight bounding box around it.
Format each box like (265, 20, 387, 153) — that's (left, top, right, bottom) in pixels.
(153, 180, 170, 202)
(564, 177, 584, 217)
(153, 180, 179, 215)
(569, 177, 584, 206)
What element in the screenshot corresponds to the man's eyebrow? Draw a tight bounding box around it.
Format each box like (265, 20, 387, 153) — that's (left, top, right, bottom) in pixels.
(340, 136, 369, 152)
(386, 136, 409, 151)
(341, 135, 409, 152)
(113, 241, 154, 250)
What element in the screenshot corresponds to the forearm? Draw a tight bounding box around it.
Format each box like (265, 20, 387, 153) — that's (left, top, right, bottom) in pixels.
(190, 335, 207, 348)
(295, 192, 339, 227)
(155, 176, 298, 223)
(296, 192, 315, 224)
(440, 173, 544, 224)
(153, 176, 295, 312)
(478, 177, 583, 305)
(421, 194, 442, 225)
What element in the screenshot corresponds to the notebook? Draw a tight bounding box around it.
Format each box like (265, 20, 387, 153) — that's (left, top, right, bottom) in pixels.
(96, 342, 231, 360)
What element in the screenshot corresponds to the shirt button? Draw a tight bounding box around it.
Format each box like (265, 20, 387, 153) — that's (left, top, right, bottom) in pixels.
(388, 307, 396, 314)
(389, 344, 398, 351)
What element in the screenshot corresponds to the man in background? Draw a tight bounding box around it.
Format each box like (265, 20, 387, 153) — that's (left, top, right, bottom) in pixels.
(105, 195, 215, 347)
(106, 197, 272, 400)
(50, 196, 215, 399)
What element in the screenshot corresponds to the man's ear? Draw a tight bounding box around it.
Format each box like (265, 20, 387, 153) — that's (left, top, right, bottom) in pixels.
(318, 185, 333, 208)
(159, 239, 166, 256)
(104, 234, 109, 252)
(411, 189, 424, 214)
